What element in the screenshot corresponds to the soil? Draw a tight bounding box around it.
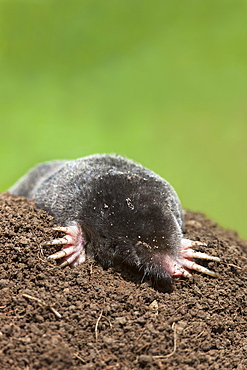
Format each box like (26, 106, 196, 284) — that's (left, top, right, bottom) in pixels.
(0, 193, 246, 370)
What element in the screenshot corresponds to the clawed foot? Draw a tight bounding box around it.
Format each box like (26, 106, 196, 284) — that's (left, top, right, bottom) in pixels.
(45, 224, 86, 267)
(170, 238, 220, 278)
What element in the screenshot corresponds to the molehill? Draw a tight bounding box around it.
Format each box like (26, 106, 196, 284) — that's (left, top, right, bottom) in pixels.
(0, 193, 246, 370)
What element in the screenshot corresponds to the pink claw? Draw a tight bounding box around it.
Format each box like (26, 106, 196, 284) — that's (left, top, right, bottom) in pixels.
(46, 224, 86, 267)
(162, 238, 220, 278)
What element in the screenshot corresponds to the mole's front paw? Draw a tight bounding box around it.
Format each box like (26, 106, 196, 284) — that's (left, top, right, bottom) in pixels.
(45, 224, 86, 267)
(175, 238, 220, 278)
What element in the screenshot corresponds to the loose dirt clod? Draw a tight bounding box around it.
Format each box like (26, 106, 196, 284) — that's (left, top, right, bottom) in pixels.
(0, 193, 246, 369)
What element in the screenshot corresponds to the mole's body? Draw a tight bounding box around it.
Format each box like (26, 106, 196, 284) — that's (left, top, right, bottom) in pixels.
(9, 154, 219, 280)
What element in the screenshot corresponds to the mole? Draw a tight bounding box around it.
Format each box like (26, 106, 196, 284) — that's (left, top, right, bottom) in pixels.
(9, 154, 220, 281)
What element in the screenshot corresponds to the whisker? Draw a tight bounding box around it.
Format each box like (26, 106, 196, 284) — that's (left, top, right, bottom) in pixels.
(141, 268, 149, 283)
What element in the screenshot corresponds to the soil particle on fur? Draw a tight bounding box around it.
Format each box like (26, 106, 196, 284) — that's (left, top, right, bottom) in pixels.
(0, 193, 246, 370)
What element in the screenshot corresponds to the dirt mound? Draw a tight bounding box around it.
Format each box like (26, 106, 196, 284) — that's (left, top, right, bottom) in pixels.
(0, 193, 246, 369)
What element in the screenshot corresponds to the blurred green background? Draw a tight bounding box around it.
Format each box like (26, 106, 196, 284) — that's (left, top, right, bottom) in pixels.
(0, 0, 247, 238)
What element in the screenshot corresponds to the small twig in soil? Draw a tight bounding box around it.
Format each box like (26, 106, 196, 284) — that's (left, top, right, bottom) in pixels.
(74, 353, 86, 364)
(224, 262, 242, 270)
(136, 342, 151, 354)
(95, 310, 103, 342)
(22, 293, 62, 319)
(153, 322, 177, 359)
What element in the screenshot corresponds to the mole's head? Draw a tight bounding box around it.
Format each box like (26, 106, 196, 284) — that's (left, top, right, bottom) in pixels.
(80, 172, 183, 281)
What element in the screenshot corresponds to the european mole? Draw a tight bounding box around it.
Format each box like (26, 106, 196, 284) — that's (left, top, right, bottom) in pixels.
(9, 154, 220, 280)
